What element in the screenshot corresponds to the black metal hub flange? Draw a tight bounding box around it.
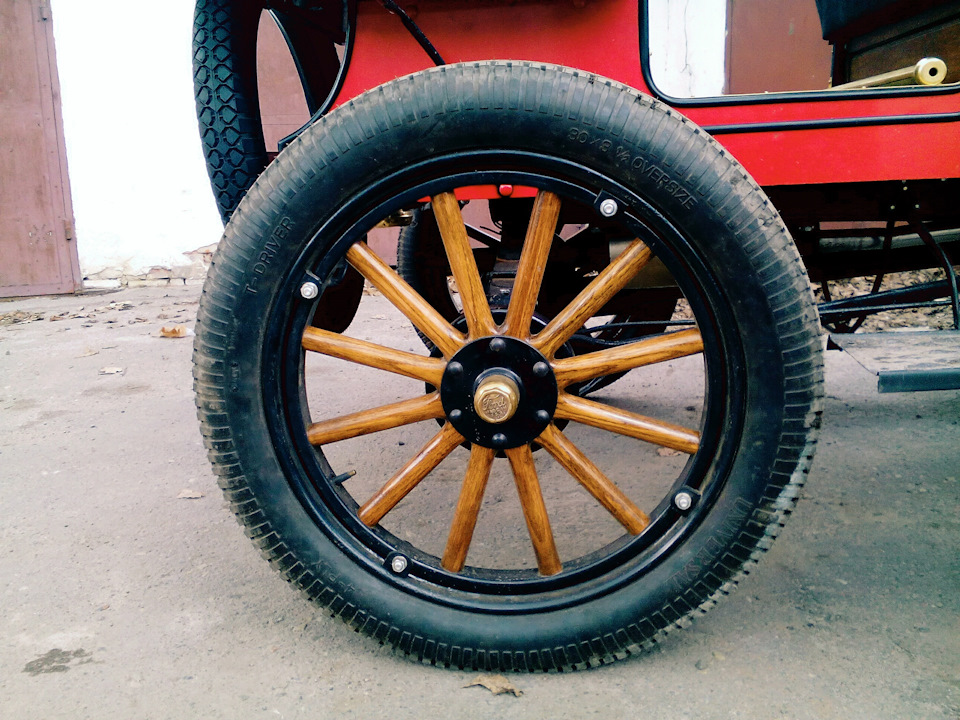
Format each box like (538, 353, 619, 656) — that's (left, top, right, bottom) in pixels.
(440, 336, 557, 449)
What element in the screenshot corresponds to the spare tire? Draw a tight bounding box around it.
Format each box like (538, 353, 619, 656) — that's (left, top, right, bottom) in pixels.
(192, 0, 345, 223)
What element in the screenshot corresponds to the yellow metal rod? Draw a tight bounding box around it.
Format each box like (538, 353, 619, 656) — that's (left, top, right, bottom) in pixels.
(831, 57, 947, 91)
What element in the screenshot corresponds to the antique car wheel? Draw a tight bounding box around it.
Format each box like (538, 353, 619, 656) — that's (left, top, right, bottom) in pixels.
(194, 62, 823, 670)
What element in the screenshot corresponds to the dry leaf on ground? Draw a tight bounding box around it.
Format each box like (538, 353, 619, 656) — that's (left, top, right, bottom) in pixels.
(160, 325, 187, 338)
(177, 489, 203, 499)
(0, 311, 44, 326)
(656, 447, 682, 457)
(464, 674, 523, 697)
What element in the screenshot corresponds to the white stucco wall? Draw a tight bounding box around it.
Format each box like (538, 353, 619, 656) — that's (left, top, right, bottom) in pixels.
(50, 0, 223, 284)
(50, 0, 725, 286)
(648, 0, 728, 98)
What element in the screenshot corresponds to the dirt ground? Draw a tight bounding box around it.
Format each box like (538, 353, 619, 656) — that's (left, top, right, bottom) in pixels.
(1, 283, 958, 719)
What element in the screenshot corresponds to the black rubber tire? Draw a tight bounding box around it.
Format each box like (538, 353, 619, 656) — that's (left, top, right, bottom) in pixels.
(193, 0, 268, 224)
(193, 0, 343, 223)
(194, 62, 823, 670)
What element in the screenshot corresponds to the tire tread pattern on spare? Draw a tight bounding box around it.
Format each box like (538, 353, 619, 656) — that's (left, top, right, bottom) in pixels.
(193, 61, 824, 671)
(193, 0, 269, 224)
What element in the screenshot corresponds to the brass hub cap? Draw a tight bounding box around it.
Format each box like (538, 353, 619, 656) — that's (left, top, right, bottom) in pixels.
(474, 374, 520, 424)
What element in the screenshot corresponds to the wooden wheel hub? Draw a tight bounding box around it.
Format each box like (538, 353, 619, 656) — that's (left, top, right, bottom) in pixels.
(440, 336, 557, 449)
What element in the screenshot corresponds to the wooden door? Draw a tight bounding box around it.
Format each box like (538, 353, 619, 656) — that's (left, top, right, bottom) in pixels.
(0, 0, 80, 297)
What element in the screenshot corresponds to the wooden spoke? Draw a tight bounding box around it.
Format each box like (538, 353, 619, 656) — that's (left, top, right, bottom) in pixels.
(501, 190, 562, 339)
(346, 242, 465, 358)
(552, 328, 703, 388)
(441, 446, 496, 572)
(307, 392, 443, 446)
(537, 424, 650, 534)
(302, 327, 445, 386)
(358, 423, 464, 526)
(505, 445, 562, 576)
(533, 239, 653, 358)
(554, 393, 700, 455)
(431, 192, 497, 338)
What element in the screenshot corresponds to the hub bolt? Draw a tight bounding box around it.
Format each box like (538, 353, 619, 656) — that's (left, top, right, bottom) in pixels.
(300, 281, 319, 299)
(599, 198, 619, 217)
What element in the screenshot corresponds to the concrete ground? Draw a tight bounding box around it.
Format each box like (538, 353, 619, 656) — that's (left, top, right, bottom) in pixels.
(1, 283, 958, 720)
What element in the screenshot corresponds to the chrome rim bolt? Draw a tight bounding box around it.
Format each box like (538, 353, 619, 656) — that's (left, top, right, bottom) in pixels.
(599, 198, 618, 217)
(300, 281, 319, 299)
